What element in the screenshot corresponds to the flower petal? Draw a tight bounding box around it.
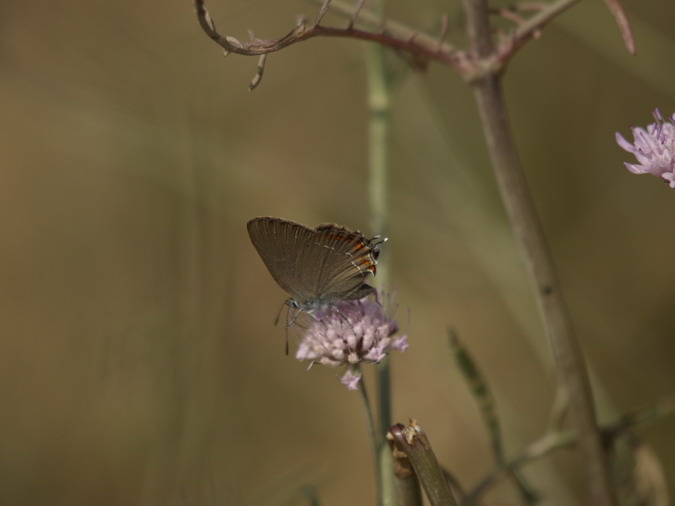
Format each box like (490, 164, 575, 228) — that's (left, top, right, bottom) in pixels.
(340, 368, 362, 390)
(616, 111, 675, 188)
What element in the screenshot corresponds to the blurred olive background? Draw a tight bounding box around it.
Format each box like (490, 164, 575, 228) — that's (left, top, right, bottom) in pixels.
(2, 0, 674, 505)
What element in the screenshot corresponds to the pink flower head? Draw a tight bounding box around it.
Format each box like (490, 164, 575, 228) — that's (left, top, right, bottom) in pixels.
(295, 295, 408, 390)
(615, 109, 675, 188)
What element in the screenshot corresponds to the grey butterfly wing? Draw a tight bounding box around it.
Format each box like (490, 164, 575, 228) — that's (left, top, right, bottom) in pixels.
(247, 217, 321, 301)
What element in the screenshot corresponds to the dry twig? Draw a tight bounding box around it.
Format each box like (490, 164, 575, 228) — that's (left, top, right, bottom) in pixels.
(195, 0, 634, 88)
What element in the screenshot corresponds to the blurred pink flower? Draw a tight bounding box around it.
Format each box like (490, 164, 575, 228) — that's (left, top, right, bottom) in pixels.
(616, 109, 675, 188)
(295, 295, 408, 390)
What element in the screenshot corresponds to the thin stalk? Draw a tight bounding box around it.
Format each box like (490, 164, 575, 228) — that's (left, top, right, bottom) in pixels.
(466, 395, 675, 503)
(359, 374, 382, 506)
(364, 0, 394, 504)
(461, 0, 616, 505)
(365, 0, 390, 281)
(464, 431, 578, 504)
(449, 330, 537, 503)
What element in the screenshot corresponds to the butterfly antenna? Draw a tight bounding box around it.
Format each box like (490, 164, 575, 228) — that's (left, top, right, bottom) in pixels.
(273, 299, 290, 326)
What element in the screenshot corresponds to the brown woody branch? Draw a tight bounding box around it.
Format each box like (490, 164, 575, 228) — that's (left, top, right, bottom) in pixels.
(195, 0, 635, 88)
(194, 0, 468, 89)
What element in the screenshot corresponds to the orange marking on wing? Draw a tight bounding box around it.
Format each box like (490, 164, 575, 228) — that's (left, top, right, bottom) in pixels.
(360, 257, 377, 273)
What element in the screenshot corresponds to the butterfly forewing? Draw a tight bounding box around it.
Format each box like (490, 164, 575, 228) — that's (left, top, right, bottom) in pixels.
(247, 218, 321, 300)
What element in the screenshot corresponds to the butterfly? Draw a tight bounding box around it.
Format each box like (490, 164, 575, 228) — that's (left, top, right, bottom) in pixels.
(247, 217, 386, 313)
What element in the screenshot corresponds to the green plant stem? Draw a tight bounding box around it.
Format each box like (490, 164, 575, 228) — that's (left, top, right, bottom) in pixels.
(359, 375, 382, 505)
(366, 26, 391, 249)
(460, 0, 616, 505)
(364, 0, 395, 504)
